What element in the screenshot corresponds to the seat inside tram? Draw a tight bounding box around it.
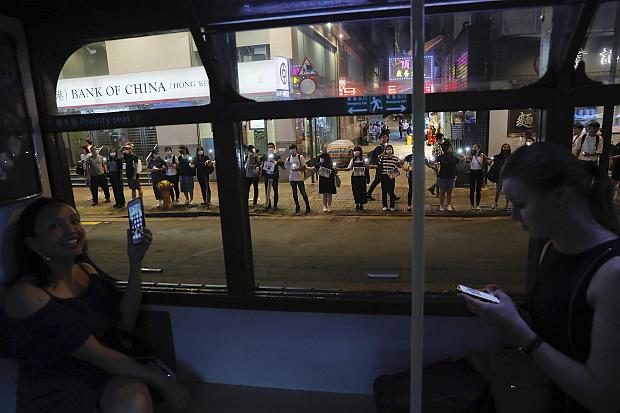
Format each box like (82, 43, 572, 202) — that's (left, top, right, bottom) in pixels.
(1, 0, 620, 412)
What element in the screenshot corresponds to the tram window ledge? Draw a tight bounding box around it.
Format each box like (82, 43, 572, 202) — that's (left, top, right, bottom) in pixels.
(125, 282, 528, 316)
(154, 382, 374, 413)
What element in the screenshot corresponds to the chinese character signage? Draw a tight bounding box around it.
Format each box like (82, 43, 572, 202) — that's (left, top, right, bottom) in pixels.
(388, 56, 434, 81)
(508, 109, 539, 134)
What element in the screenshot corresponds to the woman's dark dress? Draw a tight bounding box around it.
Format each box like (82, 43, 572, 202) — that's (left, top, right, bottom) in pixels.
(350, 158, 370, 204)
(530, 238, 620, 412)
(0, 266, 123, 413)
(313, 154, 337, 194)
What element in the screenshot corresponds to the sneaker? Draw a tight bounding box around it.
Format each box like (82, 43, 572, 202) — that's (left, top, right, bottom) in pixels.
(104, 199, 111, 203)
(382, 207, 388, 211)
(359, 204, 364, 211)
(471, 205, 475, 212)
(355, 204, 360, 211)
(91, 202, 98, 206)
(295, 206, 301, 214)
(323, 207, 328, 212)
(327, 207, 331, 212)
(188, 200, 194, 206)
(155, 203, 161, 208)
(367, 194, 375, 201)
(305, 206, 311, 214)
(174, 200, 179, 206)
(476, 205, 481, 211)
(447, 205, 453, 212)
(201, 202, 207, 206)
(506, 205, 512, 212)
(439, 205, 445, 212)
(390, 207, 396, 212)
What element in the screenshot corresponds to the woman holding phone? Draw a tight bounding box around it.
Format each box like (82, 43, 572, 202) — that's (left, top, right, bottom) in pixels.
(462, 143, 620, 412)
(0, 197, 190, 413)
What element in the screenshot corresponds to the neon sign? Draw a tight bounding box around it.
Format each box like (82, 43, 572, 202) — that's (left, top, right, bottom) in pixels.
(388, 55, 434, 81)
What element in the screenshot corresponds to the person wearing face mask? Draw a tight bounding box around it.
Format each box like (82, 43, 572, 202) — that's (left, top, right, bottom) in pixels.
(285, 144, 311, 214)
(163, 146, 180, 206)
(490, 143, 512, 211)
(147, 149, 166, 208)
(79, 145, 95, 202)
(310, 145, 337, 213)
(366, 133, 389, 201)
(403, 152, 414, 211)
(378, 144, 401, 212)
(195, 145, 214, 207)
(260, 142, 285, 210)
(340, 146, 370, 211)
(437, 144, 458, 212)
(85, 146, 110, 206)
(244, 145, 261, 206)
(466, 143, 489, 212)
(107, 148, 125, 208)
(122, 144, 143, 201)
(177, 145, 196, 206)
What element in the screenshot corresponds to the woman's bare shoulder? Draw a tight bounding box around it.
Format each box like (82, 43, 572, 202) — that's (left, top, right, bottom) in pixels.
(3, 278, 50, 319)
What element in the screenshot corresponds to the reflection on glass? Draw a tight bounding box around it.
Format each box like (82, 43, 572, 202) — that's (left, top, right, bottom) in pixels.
(582, 1, 620, 83)
(233, 7, 574, 101)
(55, 31, 210, 115)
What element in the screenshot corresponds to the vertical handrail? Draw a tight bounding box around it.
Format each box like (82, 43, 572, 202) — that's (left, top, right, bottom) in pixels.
(410, 0, 426, 412)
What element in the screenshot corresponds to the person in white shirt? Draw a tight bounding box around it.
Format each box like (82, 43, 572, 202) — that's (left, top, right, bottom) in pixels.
(284, 144, 311, 214)
(573, 121, 603, 175)
(572, 122, 585, 146)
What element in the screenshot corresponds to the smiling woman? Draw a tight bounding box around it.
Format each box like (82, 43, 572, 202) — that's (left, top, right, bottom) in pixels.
(0, 197, 190, 413)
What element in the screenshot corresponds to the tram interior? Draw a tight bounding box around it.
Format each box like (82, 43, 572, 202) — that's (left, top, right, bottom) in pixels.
(1, 0, 620, 411)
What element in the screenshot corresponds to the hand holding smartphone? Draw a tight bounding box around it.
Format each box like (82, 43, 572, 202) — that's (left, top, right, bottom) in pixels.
(128, 197, 146, 245)
(456, 284, 500, 304)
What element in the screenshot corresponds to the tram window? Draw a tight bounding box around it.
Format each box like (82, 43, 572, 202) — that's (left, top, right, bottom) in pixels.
(66, 123, 226, 286)
(580, 1, 620, 84)
(230, 6, 576, 102)
(54, 31, 210, 116)
(244, 112, 530, 293)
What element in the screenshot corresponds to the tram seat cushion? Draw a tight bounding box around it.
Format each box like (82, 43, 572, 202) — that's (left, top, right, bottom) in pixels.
(373, 359, 492, 413)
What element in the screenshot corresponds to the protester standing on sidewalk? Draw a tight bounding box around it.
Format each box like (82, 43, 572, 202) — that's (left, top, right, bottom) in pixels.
(85, 147, 110, 206)
(244, 145, 261, 206)
(261, 142, 284, 210)
(366, 133, 389, 201)
(177, 145, 195, 206)
(573, 121, 603, 176)
(147, 149, 166, 208)
(427, 133, 445, 196)
(378, 144, 401, 212)
(437, 144, 458, 212)
(163, 146, 180, 206)
(123, 144, 143, 201)
(107, 149, 125, 208)
(80, 145, 95, 202)
(341, 146, 370, 211)
(285, 144, 311, 214)
(467, 143, 488, 212)
(490, 143, 512, 211)
(403, 152, 414, 211)
(311, 145, 337, 213)
(195, 145, 214, 207)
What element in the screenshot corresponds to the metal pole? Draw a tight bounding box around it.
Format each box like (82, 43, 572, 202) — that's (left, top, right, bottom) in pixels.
(410, 0, 425, 412)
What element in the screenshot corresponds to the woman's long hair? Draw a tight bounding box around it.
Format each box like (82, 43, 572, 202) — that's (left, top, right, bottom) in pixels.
(501, 142, 619, 234)
(13, 198, 85, 287)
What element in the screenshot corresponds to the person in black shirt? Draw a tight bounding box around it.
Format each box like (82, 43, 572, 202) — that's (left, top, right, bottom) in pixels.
(437, 144, 458, 212)
(366, 134, 388, 200)
(195, 145, 214, 207)
(340, 146, 370, 211)
(122, 144, 143, 200)
(403, 153, 414, 211)
(260, 142, 285, 210)
(147, 149, 166, 208)
(107, 148, 125, 208)
(490, 143, 512, 211)
(178, 145, 196, 206)
(310, 145, 337, 213)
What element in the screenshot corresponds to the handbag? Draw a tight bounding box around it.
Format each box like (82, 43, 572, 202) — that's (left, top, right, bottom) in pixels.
(335, 174, 341, 187)
(487, 164, 497, 183)
(388, 168, 400, 180)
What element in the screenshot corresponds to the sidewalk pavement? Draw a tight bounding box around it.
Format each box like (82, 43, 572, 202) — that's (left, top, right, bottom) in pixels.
(74, 166, 511, 219)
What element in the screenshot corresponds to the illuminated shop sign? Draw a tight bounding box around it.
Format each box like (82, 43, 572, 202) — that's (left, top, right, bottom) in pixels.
(388, 56, 434, 81)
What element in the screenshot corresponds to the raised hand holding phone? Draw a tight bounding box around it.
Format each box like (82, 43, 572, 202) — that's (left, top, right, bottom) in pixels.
(127, 198, 152, 263)
(455, 284, 500, 303)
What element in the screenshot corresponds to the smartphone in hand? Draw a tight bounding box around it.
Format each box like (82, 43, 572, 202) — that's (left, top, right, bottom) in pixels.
(128, 197, 146, 245)
(455, 284, 500, 304)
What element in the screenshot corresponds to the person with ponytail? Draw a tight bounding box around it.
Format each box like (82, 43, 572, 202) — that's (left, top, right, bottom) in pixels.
(461, 143, 620, 412)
